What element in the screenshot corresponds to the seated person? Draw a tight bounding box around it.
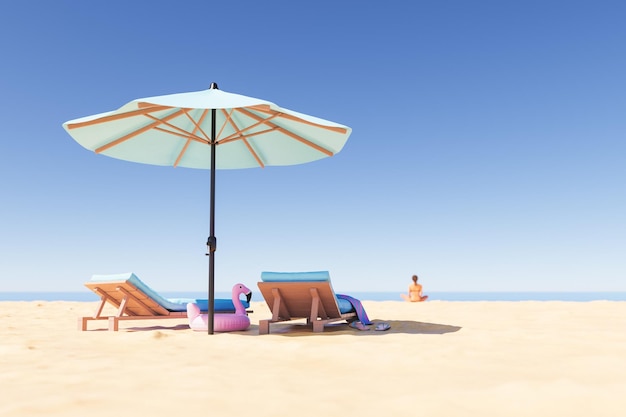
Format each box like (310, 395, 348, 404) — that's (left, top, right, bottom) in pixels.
(401, 274, 429, 302)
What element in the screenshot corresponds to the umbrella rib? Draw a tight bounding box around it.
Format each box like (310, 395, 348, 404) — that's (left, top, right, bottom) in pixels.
(242, 139, 265, 168)
(215, 108, 234, 143)
(218, 127, 279, 145)
(218, 112, 280, 143)
(174, 110, 210, 167)
(66, 105, 172, 129)
(221, 109, 265, 168)
(144, 113, 208, 144)
(252, 106, 349, 134)
(235, 107, 334, 157)
(152, 126, 207, 143)
(95, 109, 186, 153)
(173, 140, 192, 168)
(278, 127, 334, 157)
(183, 109, 212, 142)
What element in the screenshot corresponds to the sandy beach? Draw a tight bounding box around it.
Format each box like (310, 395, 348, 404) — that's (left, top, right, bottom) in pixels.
(1, 300, 625, 417)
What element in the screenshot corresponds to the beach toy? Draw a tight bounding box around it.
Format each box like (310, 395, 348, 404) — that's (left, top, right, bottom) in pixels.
(187, 283, 252, 332)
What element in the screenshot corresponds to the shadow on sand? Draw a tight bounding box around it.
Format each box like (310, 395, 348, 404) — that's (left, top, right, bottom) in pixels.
(233, 320, 462, 337)
(97, 320, 461, 336)
(87, 324, 191, 332)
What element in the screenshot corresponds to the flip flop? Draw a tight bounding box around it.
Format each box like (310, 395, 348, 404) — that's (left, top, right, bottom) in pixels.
(375, 322, 391, 331)
(349, 321, 370, 331)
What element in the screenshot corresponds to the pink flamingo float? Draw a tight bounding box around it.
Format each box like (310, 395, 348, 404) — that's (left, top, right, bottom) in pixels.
(187, 283, 252, 332)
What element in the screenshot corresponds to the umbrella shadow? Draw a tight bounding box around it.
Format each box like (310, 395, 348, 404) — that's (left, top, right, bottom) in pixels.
(233, 320, 462, 337)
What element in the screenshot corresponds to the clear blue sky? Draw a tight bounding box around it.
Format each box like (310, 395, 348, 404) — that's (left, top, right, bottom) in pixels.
(1, 1, 624, 293)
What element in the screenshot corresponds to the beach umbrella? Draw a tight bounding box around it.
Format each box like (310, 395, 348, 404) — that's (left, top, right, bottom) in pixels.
(62, 83, 352, 334)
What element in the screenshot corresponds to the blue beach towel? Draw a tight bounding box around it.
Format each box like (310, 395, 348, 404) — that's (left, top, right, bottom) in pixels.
(336, 294, 372, 325)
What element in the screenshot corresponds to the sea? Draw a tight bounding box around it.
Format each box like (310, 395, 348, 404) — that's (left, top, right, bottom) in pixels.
(1, 291, 625, 302)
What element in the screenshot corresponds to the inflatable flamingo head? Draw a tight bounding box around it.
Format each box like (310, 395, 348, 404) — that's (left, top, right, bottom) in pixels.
(232, 283, 252, 304)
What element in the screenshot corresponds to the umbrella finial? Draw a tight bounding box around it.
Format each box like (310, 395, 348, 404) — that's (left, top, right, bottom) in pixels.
(210, 82, 219, 90)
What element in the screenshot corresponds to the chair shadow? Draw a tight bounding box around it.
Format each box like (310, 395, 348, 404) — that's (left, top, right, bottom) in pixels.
(87, 324, 190, 332)
(233, 320, 462, 337)
(88, 320, 461, 336)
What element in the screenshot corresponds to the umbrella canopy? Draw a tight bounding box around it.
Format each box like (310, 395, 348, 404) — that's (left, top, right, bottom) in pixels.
(63, 83, 350, 169)
(62, 83, 352, 333)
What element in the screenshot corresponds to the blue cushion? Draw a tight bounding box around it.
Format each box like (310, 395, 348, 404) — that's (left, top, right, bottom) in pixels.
(90, 273, 247, 313)
(337, 298, 354, 314)
(167, 298, 249, 312)
(261, 271, 330, 282)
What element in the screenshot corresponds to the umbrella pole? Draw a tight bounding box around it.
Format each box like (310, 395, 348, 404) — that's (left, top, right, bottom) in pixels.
(207, 107, 217, 335)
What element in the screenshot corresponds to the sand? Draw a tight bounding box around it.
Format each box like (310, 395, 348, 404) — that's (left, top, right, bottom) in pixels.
(1, 299, 625, 417)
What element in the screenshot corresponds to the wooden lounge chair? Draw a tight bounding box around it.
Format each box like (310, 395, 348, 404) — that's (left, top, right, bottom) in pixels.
(257, 271, 357, 334)
(79, 272, 247, 331)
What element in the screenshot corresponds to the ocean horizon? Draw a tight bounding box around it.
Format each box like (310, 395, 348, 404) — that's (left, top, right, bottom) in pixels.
(1, 291, 625, 302)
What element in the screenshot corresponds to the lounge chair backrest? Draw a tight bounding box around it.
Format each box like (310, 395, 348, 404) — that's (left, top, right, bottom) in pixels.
(259, 270, 347, 314)
(90, 272, 185, 313)
(88, 273, 247, 313)
(260, 271, 353, 313)
(257, 271, 358, 334)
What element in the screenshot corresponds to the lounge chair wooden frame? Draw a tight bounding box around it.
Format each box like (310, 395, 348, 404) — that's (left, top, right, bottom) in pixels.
(79, 279, 190, 331)
(257, 281, 357, 334)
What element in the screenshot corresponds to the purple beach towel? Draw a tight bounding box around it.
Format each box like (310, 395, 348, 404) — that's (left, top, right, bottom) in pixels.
(336, 294, 373, 325)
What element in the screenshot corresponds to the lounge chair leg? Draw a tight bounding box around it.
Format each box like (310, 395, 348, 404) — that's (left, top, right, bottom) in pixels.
(312, 321, 324, 333)
(108, 317, 119, 331)
(78, 317, 89, 331)
(259, 319, 270, 335)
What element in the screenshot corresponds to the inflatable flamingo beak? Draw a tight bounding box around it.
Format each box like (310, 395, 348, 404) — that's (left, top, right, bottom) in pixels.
(245, 291, 252, 304)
